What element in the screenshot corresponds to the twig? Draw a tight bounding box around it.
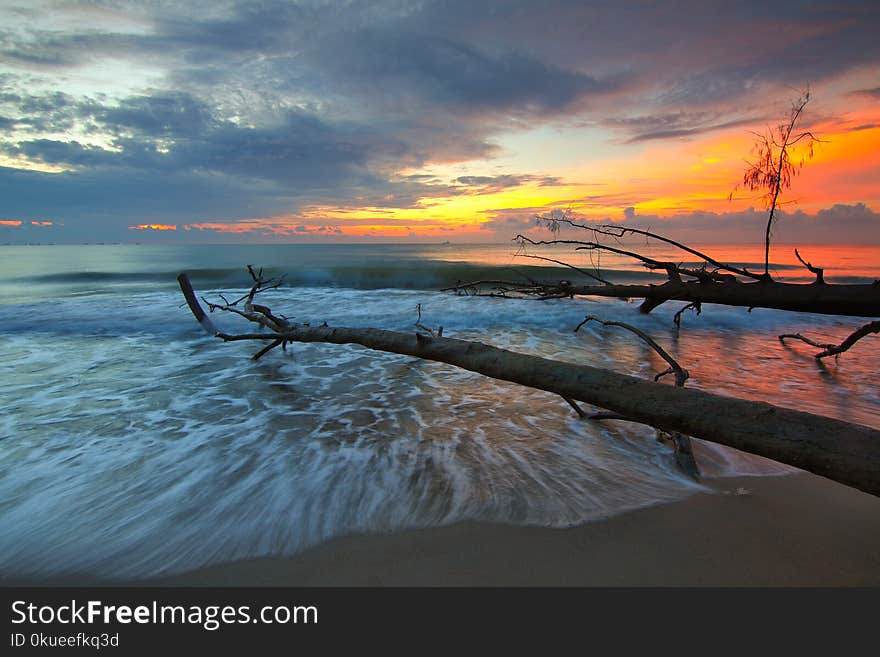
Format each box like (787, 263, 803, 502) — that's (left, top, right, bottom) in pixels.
(253, 339, 283, 361)
(563, 396, 588, 418)
(673, 302, 702, 328)
(415, 303, 440, 337)
(513, 253, 611, 285)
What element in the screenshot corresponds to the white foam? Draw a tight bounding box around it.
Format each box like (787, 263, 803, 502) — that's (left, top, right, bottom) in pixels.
(0, 287, 876, 578)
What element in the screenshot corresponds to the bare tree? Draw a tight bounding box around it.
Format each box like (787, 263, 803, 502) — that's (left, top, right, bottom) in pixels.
(731, 88, 822, 280)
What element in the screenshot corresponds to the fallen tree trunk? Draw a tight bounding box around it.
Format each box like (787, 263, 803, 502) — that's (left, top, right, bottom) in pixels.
(448, 278, 880, 317)
(179, 273, 880, 497)
(571, 280, 880, 316)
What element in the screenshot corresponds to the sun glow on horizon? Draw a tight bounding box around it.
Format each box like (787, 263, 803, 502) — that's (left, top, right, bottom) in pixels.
(185, 108, 880, 239)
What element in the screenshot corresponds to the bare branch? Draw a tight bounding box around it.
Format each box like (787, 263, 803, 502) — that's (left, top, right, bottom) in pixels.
(574, 315, 696, 477)
(252, 339, 283, 361)
(415, 303, 439, 337)
(794, 248, 825, 284)
(533, 216, 761, 281)
(575, 316, 689, 387)
(673, 302, 702, 328)
(780, 320, 880, 359)
(514, 253, 611, 285)
(563, 396, 588, 418)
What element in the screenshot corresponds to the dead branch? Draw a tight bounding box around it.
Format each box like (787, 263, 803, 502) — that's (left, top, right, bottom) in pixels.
(448, 277, 880, 318)
(442, 223, 879, 318)
(513, 253, 611, 285)
(516, 234, 696, 283)
(794, 248, 825, 284)
(535, 215, 760, 281)
(178, 271, 880, 497)
(575, 315, 698, 478)
(415, 303, 443, 337)
(562, 397, 588, 418)
(441, 279, 574, 300)
(780, 320, 880, 359)
(673, 302, 702, 328)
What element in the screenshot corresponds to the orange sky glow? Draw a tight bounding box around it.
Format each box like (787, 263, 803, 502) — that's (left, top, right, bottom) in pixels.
(188, 102, 880, 240)
(2, 2, 879, 244)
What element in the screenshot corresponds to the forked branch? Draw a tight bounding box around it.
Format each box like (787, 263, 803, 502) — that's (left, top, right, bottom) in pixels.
(794, 248, 825, 285)
(779, 320, 880, 359)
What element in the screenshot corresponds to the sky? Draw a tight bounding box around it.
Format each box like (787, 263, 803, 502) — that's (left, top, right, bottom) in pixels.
(1, 0, 879, 244)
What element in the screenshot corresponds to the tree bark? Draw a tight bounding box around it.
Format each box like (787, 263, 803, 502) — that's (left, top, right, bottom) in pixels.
(179, 274, 880, 498)
(565, 280, 880, 317)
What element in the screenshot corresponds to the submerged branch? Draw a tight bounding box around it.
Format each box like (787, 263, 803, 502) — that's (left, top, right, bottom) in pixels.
(780, 320, 880, 359)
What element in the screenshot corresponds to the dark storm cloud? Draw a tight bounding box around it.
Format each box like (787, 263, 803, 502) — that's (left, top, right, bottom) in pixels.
(0, 163, 301, 242)
(154, 1, 312, 54)
(96, 92, 217, 137)
(306, 28, 612, 115)
(3, 97, 377, 188)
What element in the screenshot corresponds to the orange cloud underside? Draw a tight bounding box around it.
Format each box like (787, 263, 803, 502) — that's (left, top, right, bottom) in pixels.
(0, 220, 55, 227)
(130, 223, 177, 231)
(177, 106, 880, 238)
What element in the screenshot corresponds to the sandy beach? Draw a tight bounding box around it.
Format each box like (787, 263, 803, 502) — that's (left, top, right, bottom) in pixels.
(3, 472, 878, 587)
(140, 473, 879, 587)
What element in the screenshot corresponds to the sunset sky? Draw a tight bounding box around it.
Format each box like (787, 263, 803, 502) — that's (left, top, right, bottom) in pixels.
(1, 0, 879, 243)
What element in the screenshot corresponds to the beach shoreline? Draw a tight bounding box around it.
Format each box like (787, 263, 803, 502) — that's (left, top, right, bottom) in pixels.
(6, 472, 879, 587)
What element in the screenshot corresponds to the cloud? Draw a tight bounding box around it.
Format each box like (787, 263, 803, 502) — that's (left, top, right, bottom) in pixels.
(0, 1, 878, 241)
(605, 113, 760, 143)
(96, 92, 217, 137)
(305, 28, 615, 117)
(851, 87, 880, 99)
(478, 203, 880, 245)
(454, 174, 562, 194)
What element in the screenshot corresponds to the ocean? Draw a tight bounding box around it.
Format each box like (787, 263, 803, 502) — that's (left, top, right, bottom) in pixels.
(1, 242, 878, 579)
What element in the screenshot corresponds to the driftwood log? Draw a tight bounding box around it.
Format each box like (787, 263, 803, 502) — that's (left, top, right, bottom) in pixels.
(178, 272, 880, 497)
(551, 280, 880, 317)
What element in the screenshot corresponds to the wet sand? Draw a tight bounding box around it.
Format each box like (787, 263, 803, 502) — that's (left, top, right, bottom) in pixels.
(150, 473, 880, 587)
(4, 473, 878, 587)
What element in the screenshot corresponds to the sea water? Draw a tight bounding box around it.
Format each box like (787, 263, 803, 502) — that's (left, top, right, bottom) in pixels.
(0, 242, 877, 579)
